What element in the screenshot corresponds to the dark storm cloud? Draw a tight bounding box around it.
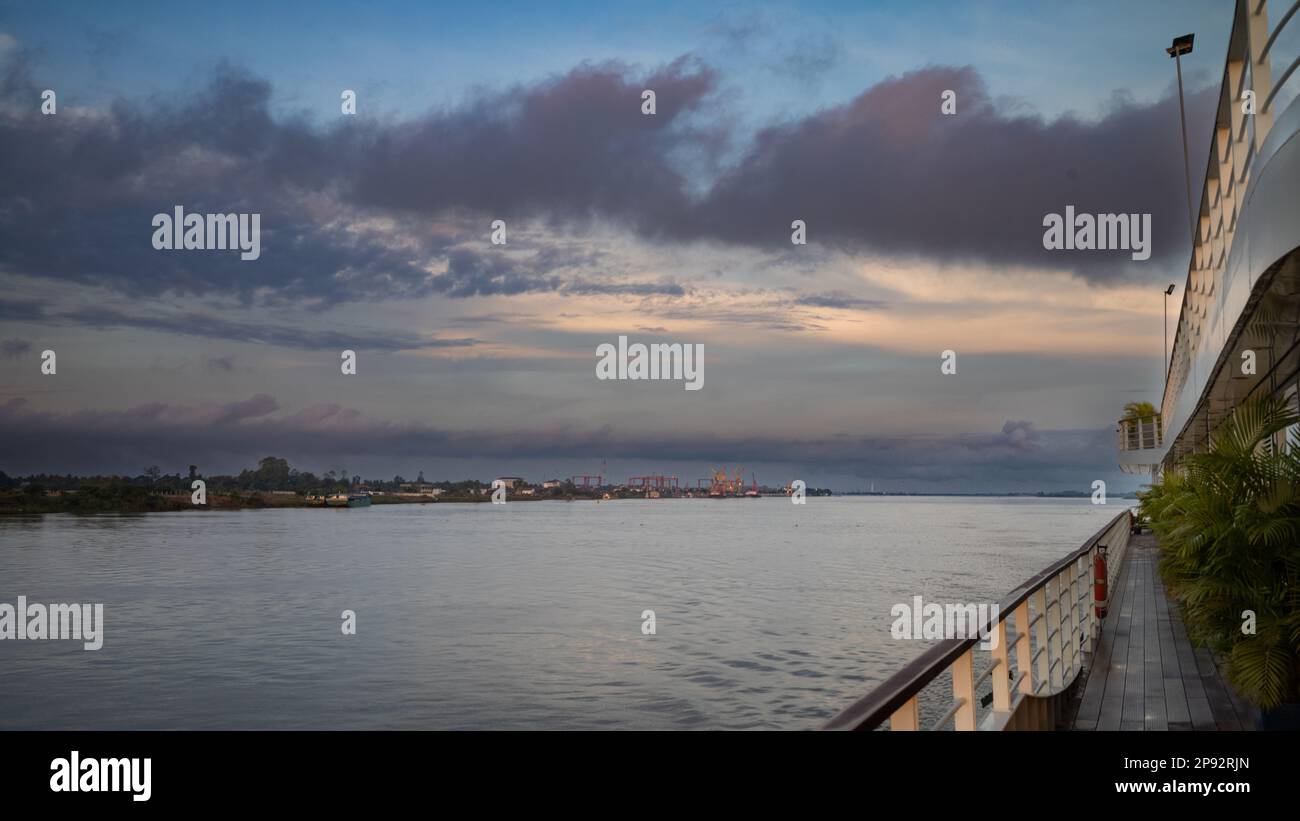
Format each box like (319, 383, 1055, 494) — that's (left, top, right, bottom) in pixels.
(0, 47, 1213, 314)
(347, 56, 720, 230)
(0, 62, 434, 306)
(0, 57, 708, 308)
(0, 298, 477, 351)
(0, 393, 1115, 483)
(689, 68, 1215, 277)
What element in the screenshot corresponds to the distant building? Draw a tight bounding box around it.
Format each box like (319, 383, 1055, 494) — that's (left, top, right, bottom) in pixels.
(542, 479, 562, 489)
(399, 482, 442, 496)
(519, 487, 536, 496)
(494, 477, 525, 489)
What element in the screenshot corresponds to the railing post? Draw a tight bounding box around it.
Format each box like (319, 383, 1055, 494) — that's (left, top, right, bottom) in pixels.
(1060, 570, 1072, 680)
(1049, 573, 1064, 689)
(890, 696, 919, 731)
(1014, 601, 1033, 695)
(1085, 548, 1098, 654)
(1061, 569, 1073, 680)
(991, 618, 1010, 712)
(1068, 558, 1083, 675)
(952, 647, 976, 730)
(1032, 587, 1049, 690)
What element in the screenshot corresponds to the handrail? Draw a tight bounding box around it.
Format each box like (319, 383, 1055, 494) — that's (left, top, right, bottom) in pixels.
(928, 699, 968, 731)
(823, 509, 1132, 731)
(1117, 415, 1163, 451)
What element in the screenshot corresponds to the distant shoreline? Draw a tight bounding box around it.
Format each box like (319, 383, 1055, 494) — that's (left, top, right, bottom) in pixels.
(1, 489, 1136, 515)
(0, 489, 560, 515)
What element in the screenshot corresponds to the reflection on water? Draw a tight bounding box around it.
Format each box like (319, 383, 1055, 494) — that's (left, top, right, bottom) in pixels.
(0, 497, 1120, 729)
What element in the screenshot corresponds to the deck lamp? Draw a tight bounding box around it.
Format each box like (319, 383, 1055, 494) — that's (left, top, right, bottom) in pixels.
(1168, 34, 1196, 243)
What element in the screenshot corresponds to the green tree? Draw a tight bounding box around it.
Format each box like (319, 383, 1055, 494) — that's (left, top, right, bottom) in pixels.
(254, 457, 291, 490)
(1122, 401, 1158, 421)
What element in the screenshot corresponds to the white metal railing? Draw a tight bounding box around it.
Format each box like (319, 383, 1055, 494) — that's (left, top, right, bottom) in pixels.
(1118, 415, 1163, 451)
(1163, 0, 1300, 449)
(824, 511, 1133, 731)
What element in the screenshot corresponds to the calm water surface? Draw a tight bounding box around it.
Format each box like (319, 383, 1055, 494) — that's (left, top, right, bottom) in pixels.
(0, 497, 1126, 729)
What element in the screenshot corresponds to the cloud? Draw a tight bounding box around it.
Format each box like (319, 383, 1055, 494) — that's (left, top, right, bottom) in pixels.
(0, 298, 478, 351)
(794, 291, 887, 310)
(0, 47, 1214, 321)
(561, 278, 686, 297)
(705, 11, 843, 85)
(999, 419, 1040, 449)
(1, 337, 31, 359)
(686, 67, 1215, 278)
(346, 56, 720, 228)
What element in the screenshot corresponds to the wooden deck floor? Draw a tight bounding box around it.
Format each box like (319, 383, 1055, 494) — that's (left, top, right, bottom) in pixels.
(1070, 533, 1257, 731)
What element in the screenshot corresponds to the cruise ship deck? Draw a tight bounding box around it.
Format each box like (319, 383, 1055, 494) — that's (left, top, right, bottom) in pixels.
(1068, 534, 1256, 731)
(825, 0, 1299, 734)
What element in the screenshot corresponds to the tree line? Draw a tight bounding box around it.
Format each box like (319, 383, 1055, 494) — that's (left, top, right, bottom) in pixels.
(0, 457, 487, 496)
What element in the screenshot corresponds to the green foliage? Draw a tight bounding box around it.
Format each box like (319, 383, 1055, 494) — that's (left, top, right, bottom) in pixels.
(1141, 396, 1300, 709)
(1123, 401, 1158, 421)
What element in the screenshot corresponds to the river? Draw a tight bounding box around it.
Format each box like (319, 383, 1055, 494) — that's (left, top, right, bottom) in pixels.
(0, 496, 1125, 729)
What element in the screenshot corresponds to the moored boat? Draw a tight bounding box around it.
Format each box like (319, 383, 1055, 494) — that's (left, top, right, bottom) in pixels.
(325, 492, 371, 508)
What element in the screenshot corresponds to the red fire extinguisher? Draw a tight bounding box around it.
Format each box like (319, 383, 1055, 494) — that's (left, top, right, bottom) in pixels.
(1093, 545, 1108, 618)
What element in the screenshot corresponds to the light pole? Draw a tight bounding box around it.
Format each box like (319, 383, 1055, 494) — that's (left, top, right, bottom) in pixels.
(1164, 283, 1177, 395)
(1168, 33, 1196, 243)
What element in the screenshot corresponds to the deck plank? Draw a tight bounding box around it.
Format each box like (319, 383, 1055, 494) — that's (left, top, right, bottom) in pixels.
(1094, 544, 1135, 731)
(1120, 541, 1147, 727)
(1070, 533, 1253, 732)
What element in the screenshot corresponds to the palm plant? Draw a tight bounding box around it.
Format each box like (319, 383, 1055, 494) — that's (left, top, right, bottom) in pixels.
(1140, 396, 1300, 711)
(1122, 401, 1158, 421)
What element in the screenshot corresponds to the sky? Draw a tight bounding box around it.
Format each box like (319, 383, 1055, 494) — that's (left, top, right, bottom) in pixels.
(0, 0, 1241, 491)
